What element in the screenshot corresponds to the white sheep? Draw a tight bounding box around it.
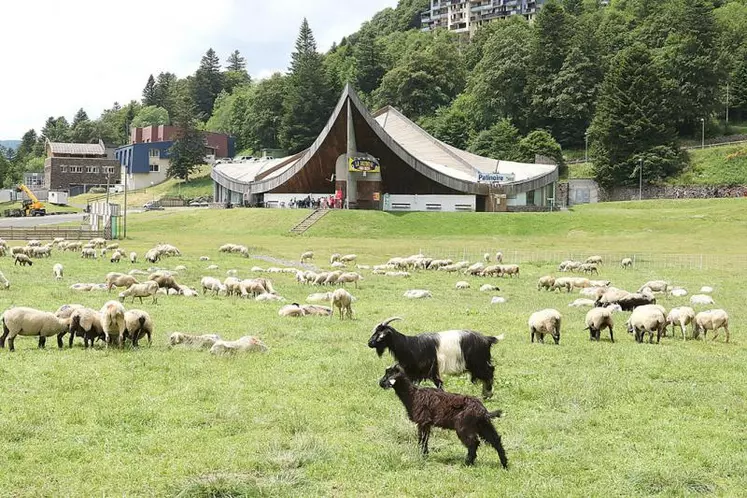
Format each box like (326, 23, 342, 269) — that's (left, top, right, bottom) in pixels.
(670, 287, 688, 297)
(200, 277, 224, 295)
(255, 293, 285, 302)
(331, 288, 354, 320)
(403, 290, 433, 299)
(307, 292, 333, 303)
(199, 256, 210, 261)
(627, 305, 667, 344)
(70, 283, 94, 292)
(99, 300, 126, 347)
(110, 251, 122, 263)
(621, 258, 633, 269)
(537, 276, 555, 291)
(585, 255, 603, 265)
(300, 251, 314, 263)
(0, 307, 69, 351)
(0, 271, 10, 289)
(123, 309, 154, 347)
(224, 277, 242, 297)
(690, 294, 715, 306)
(699, 286, 714, 294)
(693, 309, 730, 343)
(279, 303, 307, 317)
(491, 296, 507, 304)
(207, 264, 219, 270)
(66, 307, 104, 348)
(340, 254, 357, 263)
(483, 253, 490, 262)
(337, 272, 363, 288)
(330, 253, 341, 264)
(174, 265, 187, 272)
(331, 261, 346, 269)
(584, 307, 615, 342)
(169, 332, 221, 349)
(455, 281, 470, 290)
(301, 304, 333, 316)
(129, 252, 137, 264)
(480, 284, 500, 292)
(53, 263, 64, 281)
(495, 252, 503, 263)
(226, 269, 239, 277)
(106, 272, 139, 292)
(251, 266, 265, 273)
(384, 271, 410, 278)
(569, 298, 596, 307)
(666, 307, 695, 340)
(638, 280, 669, 293)
(528, 309, 562, 344)
(210, 336, 268, 355)
(119, 281, 160, 304)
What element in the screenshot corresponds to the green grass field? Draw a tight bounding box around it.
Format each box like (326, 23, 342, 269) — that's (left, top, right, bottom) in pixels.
(1, 200, 746, 496)
(671, 145, 747, 185)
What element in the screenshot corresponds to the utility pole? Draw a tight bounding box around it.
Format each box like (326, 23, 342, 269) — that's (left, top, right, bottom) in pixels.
(584, 131, 589, 165)
(726, 83, 730, 125)
(701, 118, 705, 149)
(638, 157, 643, 201)
(123, 168, 128, 239)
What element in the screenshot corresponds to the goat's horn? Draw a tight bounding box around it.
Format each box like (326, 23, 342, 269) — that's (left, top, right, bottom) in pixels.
(381, 316, 403, 326)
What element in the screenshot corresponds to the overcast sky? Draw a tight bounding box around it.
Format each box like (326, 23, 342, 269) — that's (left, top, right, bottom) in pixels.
(0, 0, 399, 140)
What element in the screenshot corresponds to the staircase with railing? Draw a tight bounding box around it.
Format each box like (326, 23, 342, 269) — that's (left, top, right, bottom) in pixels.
(289, 209, 329, 234)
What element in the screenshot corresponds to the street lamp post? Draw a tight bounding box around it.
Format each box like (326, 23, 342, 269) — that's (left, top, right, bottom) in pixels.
(584, 131, 589, 165)
(701, 118, 705, 149)
(638, 157, 643, 201)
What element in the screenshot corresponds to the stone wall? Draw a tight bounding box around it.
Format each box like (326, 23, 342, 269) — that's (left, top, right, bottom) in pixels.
(601, 184, 747, 202)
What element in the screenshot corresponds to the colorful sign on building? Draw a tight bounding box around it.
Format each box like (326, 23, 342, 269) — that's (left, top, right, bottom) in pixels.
(349, 157, 380, 173)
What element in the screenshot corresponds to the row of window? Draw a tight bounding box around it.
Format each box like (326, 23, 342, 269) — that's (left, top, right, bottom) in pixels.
(59, 166, 117, 174)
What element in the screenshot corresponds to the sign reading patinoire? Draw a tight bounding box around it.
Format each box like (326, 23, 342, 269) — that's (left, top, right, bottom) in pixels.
(477, 172, 515, 183)
(349, 157, 380, 173)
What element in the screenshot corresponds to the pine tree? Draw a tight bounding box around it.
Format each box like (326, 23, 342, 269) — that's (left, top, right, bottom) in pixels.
(168, 98, 204, 181)
(590, 43, 684, 188)
(280, 19, 335, 154)
(226, 50, 246, 72)
(154, 72, 178, 116)
(16, 130, 38, 159)
(142, 75, 157, 106)
(72, 108, 89, 128)
(354, 28, 384, 95)
(192, 48, 225, 120)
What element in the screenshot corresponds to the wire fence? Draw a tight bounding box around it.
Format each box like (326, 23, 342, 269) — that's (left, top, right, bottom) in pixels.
(408, 248, 745, 272)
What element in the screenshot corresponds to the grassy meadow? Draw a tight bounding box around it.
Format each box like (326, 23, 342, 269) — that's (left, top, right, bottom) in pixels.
(1, 200, 746, 496)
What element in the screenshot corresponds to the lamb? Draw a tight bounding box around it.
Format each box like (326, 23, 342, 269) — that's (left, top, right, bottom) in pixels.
(177, 285, 199, 297)
(699, 286, 714, 294)
(690, 294, 715, 306)
(100, 300, 127, 347)
(110, 251, 122, 263)
(278, 303, 307, 317)
(666, 307, 695, 340)
(300, 251, 314, 263)
(340, 254, 357, 263)
(1, 307, 70, 351)
(331, 288, 354, 320)
(584, 307, 615, 342)
(0, 271, 10, 289)
(14, 254, 32, 266)
(53, 263, 64, 280)
(537, 276, 555, 291)
(403, 290, 433, 299)
(585, 255, 603, 265)
(307, 292, 333, 303)
(118, 281, 160, 304)
(639, 280, 669, 293)
(621, 258, 633, 269)
(528, 309, 562, 344)
(693, 309, 730, 343)
(169, 332, 221, 349)
(480, 284, 500, 292)
(201, 276, 224, 295)
(379, 364, 508, 468)
(368, 317, 504, 399)
(494, 252, 503, 263)
(123, 309, 154, 347)
(627, 305, 667, 344)
(129, 252, 137, 264)
(106, 272, 139, 292)
(210, 336, 268, 355)
(81, 248, 97, 259)
(490, 296, 507, 304)
(456, 281, 471, 290)
(579, 263, 598, 275)
(224, 277, 242, 296)
(670, 287, 688, 297)
(569, 298, 596, 308)
(67, 307, 104, 348)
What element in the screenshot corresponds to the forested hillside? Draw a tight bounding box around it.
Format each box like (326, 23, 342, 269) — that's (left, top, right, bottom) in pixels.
(4, 0, 747, 190)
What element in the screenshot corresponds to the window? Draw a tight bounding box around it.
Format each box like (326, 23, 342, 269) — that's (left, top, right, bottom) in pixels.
(149, 164, 160, 172)
(69, 166, 83, 173)
(149, 148, 160, 158)
(104, 166, 116, 175)
(60, 166, 68, 173)
(526, 190, 535, 206)
(86, 166, 99, 174)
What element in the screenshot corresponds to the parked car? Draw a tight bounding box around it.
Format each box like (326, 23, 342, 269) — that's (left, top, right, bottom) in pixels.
(143, 201, 164, 211)
(189, 200, 209, 207)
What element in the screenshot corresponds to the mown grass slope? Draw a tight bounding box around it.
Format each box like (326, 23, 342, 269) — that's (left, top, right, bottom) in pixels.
(0, 200, 745, 496)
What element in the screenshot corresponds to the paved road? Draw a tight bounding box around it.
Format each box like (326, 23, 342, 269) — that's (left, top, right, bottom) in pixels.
(0, 213, 86, 227)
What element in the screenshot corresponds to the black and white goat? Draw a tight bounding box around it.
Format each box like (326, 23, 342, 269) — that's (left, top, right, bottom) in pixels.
(379, 364, 508, 468)
(368, 317, 504, 399)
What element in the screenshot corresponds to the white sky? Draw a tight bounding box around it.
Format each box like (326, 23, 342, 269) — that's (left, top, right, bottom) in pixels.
(0, 0, 399, 139)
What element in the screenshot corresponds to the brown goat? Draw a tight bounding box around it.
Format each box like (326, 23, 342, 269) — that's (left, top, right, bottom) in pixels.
(379, 364, 508, 468)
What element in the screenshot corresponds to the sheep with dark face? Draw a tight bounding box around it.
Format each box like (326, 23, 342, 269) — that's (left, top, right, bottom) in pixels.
(379, 365, 508, 468)
(368, 317, 504, 399)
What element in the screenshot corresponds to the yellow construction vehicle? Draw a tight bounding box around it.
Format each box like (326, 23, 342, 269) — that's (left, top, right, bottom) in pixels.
(15, 184, 46, 217)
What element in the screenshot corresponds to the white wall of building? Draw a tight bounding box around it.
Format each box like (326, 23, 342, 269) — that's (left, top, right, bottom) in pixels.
(506, 192, 526, 207)
(383, 194, 476, 212)
(121, 157, 169, 191)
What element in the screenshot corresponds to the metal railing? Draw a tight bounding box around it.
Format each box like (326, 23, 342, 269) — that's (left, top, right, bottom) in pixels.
(0, 226, 109, 241)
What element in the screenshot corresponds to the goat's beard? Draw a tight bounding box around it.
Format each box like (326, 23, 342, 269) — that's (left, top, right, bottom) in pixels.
(375, 345, 386, 357)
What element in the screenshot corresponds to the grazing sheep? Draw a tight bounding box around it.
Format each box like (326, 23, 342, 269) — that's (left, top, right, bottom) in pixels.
(240, 279, 267, 297)
(403, 290, 433, 299)
(670, 287, 688, 297)
(100, 300, 126, 347)
(1, 307, 69, 351)
(537, 276, 555, 291)
(368, 317, 504, 399)
(300, 251, 314, 263)
(666, 307, 695, 340)
(177, 285, 199, 297)
(0, 271, 10, 290)
(638, 280, 670, 293)
(569, 298, 596, 308)
(690, 294, 715, 306)
(379, 364, 508, 468)
(699, 286, 714, 294)
(331, 261, 346, 269)
(464, 263, 485, 276)
(81, 248, 97, 259)
(500, 264, 520, 278)
(483, 253, 490, 263)
(627, 305, 667, 344)
(53, 263, 64, 281)
(337, 272, 363, 288)
(224, 277, 242, 296)
(621, 258, 633, 269)
(123, 310, 154, 347)
(330, 253, 341, 264)
(456, 281, 471, 290)
(109, 251, 122, 263)
(340, 254, 357, 263)
(480, 284, 500, 292)
(584, 307, 615, 342)
(385, 271, 410, 278)
(490, 296, 507, 304)
(307, 292, 333, 303)
(199, 256, 210, 261)
(27, 239, 41, 247)
(585, 255, 603, 265)
(693, 309, 730, 342)
(614, 291, 657, 312)
(494, 252, 503, 263)
(148, 272, 181, 292)
(14, 254, 32, 266)
(331, 288, 354, 320)
(579, 263, 599, 275)
(255, 293, 285, 302)
(106, 272, 139, 292)
(119, 281, 160, 304)
(169, 332, 221, 349)
(528, 309, 562, 344)
(301, 304, 333, 316)
(210, 336, 268, 355)
(67, 307, 104, 348)
(129, 252, 137, 264)
(201, 276, 224, 295)
(278, 303, 307, 317)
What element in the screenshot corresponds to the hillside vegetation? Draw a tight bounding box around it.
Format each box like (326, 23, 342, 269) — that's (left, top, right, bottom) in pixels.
(670, 144, 747, 185)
